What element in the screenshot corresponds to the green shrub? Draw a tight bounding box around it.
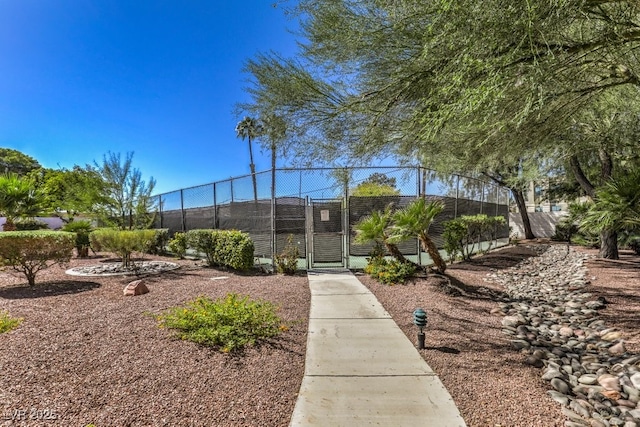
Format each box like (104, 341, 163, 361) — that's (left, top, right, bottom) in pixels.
(186, 229, 254, 270)
(0, 310, 22, 333)
(168, 232, 188, 259)
(156, 293, 287, 352)
(62, 220, 94, 257)
(90, 228, 156, 268)
(216, 230, 254, 270)
(185, 229, 218, 265)
(0, 231, 75, 286)
(442, 219, 467, 262)
(147, 229, 169, 255)
(274, 234, 300, 274)
(364, 256, 416, 285)
(442, 214, 506, 261)
(14, 218, 49, 231)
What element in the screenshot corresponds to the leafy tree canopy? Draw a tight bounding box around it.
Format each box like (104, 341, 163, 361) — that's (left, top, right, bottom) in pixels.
(0, 148, 41, 176)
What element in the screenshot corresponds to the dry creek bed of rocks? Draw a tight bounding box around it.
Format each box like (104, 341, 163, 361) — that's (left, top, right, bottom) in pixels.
(492, 244, 640, 427)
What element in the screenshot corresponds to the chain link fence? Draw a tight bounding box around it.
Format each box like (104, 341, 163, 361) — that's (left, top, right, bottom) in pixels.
(152, 166, 510, 269)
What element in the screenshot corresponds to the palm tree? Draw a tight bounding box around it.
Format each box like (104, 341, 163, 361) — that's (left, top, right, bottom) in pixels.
(353, 205, 412, 264)
(390, 198, 447, 274)
(0, 174, 45, 231)
(235, 116, 263, 202)
(580, 170, 640, 259)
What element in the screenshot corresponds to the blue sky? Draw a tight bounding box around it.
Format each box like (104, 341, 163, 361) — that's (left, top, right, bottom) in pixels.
(0, 0, 299, 195)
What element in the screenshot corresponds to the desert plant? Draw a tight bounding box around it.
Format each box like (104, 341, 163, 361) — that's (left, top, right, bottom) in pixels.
(156, 293, 287, 352)
(442, 214, 507, 261)
(14, 218, 49, 231)
(168, 232, 188, 259)
(0, 231, 75, 286)
(353, 205, 412, 264)
(0, 174, 46, 231)
(442, 219, 467, 262)
(90, 228, 156, 268)
(62, 220, 94, 257)
(186, 229, 219, 265)
(364, 256, 416, 285)
(580, 171, 640, 258)
(147, 229, 169, 255)
(0, 310, 22, 333)
(274, 234, 300, 274)
(186, 229, 254, 270)
(390, 198, 447, 273)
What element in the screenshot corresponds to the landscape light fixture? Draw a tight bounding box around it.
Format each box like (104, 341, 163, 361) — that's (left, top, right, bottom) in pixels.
(412, 308, 428, 349)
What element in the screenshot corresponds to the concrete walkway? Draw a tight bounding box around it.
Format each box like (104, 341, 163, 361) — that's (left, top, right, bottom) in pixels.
(289, 270, 467, 427)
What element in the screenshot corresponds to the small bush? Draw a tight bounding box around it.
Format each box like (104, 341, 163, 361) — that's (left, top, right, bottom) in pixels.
(364, 256, 416, 285)
(442, 214, 506, 260)
(14, 218, 49, 231)
(147, 229, 169, 255)
(0, 310, 22, 333)
(185, 229, 218, 265)
(275, 234, 300, 274)
(156, 293, 287, 352)
(62, 220, 93, 257)
(168, 232, 188, 259)
(216, 230, 254, 270)
(0, 231, 75, 286)
(90, 228, 156, 268)
(186, 229, 254, 270)
(442, 219, 467, 262)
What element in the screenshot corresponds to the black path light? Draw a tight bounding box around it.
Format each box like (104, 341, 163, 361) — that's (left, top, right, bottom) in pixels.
(413, 308, 428, 349)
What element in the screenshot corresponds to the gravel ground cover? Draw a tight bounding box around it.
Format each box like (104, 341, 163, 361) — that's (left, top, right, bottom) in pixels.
(0, 255, 309, 427)
(360, 243, 640, 427)
(0, 243, 637, 427)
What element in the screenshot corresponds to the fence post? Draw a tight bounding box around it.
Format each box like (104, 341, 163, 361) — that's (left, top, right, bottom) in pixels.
(271, 167, 276, 272)
(180, 189, 186, 232)
(213, 183, 217, 229)
(305, 195, 311, 270)
(159, 195, 163, 229)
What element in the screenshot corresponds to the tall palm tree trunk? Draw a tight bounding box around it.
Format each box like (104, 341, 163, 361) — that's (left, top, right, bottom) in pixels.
(248, 136, 258, 202)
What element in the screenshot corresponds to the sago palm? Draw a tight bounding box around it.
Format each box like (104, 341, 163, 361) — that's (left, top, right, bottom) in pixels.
(353, 206, 411, 264)
(0, 174, 45, 231)
(390, 198, 447, 274)
(580, 170, 640, 258)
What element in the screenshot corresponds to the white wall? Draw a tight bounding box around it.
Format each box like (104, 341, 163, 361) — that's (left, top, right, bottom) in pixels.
(509, 211, 568, 238)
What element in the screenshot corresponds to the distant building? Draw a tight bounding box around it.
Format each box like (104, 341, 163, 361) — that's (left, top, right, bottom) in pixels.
(525, 181, 568, 213)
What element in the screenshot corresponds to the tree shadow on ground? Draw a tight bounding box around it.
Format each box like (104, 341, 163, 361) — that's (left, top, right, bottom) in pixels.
(0, 280, 101, 299)
(430, 273, 511, 301)
(448, 248, 539, 272)
(425, 346, 461, 354)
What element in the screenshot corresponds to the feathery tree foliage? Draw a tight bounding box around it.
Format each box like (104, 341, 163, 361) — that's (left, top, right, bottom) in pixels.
(240, 0, 640, 257)
(94, 152, 156, 230)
